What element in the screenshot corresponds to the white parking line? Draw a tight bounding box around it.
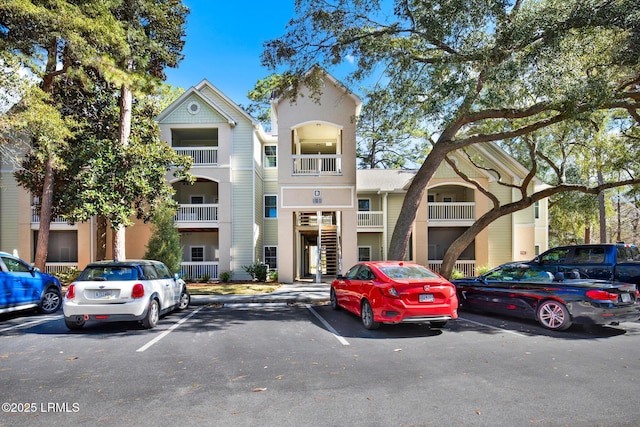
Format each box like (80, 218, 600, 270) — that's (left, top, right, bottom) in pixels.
(458, 316, 528, 337)
(0, 315, 63, 333)
(136, 306, 205, 352)
(306, 304, 350, 346)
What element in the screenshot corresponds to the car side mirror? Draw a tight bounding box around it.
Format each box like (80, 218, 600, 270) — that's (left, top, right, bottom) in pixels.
(336, 274, 343, 280)
(553, 272, 564, 281)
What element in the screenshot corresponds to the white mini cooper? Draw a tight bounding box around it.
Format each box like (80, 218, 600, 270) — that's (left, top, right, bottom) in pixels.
(63, 260, 190, 330)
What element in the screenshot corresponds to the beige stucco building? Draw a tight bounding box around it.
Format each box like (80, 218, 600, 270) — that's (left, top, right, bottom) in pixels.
(0, 71, 549, 282)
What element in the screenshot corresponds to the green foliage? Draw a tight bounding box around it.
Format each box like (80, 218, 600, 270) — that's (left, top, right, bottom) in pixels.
(143, 204, 182, 275)
(263, 0, 640, 262)
(200, 273, 210, 283)
(242, 262, 268, 282)
(54, 267, 81, 285)
(219, 271, 231, 283)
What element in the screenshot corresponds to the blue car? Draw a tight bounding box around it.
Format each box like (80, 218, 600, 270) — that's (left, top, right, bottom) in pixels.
(0, 252, 62, 315)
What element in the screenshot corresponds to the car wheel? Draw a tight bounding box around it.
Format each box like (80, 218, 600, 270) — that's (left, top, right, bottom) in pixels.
(64, 316, 85, 331)
(177, 288, 190, 311)
(429, 321, 447, 329)
(536, 300, 572, 331)
(361, 299, 380, 330)
(141, 299, 159, 329)
(330, 288, 340, 310)
(38, 287, 62, 314)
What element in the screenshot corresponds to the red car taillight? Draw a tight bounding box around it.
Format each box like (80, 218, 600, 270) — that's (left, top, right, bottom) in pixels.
(65, 284, 75, 299)
(586, 289, 619, 301)
(379, 286, 399, 298)
(131, 283, 145, 298)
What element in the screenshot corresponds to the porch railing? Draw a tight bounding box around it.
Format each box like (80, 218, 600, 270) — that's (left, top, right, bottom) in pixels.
(428, 260, 476, 278)
(357, 211, 384, 228)
(292, 154, 342, 176)
(428, 202, 475, 221)
(174, 204, 218, 222)
(31, 207, 70, 224)
(180, 262, 219, 280)
(45, 262, 79, 275)
(174, 147, 218, 166)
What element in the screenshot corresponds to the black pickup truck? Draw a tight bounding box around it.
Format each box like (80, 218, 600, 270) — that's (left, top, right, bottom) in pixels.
(531, 243, 640, 285)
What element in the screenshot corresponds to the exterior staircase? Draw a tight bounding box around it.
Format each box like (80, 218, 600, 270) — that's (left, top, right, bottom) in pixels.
(320, 225, 338, 275)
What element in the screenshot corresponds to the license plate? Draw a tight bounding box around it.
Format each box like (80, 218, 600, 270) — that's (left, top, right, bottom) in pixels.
(621, 293, 631, 303)
(419, 294, 434, 303)
(95, 290, 112, 298)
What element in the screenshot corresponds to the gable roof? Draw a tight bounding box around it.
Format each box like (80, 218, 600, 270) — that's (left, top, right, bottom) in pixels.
(156, 79, 258, 127)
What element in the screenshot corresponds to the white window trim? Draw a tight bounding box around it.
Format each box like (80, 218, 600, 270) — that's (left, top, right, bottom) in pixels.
(264, 194, 278, 219)
(190, 246, 205, 262)
(358, 198, 371, 212)
(263, 245, 278, 269)
(358, 246, 372, 262)
(264, 145, 277, 168)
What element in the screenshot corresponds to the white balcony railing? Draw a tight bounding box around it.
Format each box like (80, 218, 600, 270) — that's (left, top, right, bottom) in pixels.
(428, 260, 476, 278)
(428, 202, 475, 221)
(292, 154, 342, 175)
(180, 262, 219, 280)
(357, 211, 384, 228)
(174, 204, 218, 222)
(31, 207, 70, 224)
(45, 262, 79, 275)
(174, 147, 218, 166)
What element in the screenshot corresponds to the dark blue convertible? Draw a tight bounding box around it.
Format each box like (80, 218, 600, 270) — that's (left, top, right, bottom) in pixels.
(452, 263, 640, 331)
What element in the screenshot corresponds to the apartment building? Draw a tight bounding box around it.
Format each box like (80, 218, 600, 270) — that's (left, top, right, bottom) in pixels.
(0, 71, 548, 282)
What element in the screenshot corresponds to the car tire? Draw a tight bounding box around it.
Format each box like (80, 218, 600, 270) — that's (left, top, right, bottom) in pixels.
(429, 321, 447, 329)
(177, 288, 190, 311)
(361, 299, 380, 330)
(141, 299, 159, 329)
(536, 300, 572, 331)
(330, 288, 340, 310)
(64, 316, 85, 331)
(38, 287, 62, 314)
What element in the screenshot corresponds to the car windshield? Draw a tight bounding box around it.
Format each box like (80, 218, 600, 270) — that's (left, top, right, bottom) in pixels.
(79, 266, 138, 281)
(379, 265, 440, 280)
(484, 265, 554, 282)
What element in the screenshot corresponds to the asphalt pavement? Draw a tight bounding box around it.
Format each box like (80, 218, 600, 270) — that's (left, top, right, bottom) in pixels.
(189, 281, 331, 305)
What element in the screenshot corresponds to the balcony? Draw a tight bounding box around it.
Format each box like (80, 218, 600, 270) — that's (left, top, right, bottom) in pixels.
(180, 262, 219, 281)
(428, 202, 475, 224)
(174, 204, 219, 228)
(357, 211, 384, 230)
(428, 260, 476, 277)
(31, 207, 77, 229)
(292, 154, 342, 176)
(174, 147, 218, 166)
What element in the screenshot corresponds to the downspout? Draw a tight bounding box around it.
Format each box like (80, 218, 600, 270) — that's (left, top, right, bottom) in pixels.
(382, 191, 388, 260)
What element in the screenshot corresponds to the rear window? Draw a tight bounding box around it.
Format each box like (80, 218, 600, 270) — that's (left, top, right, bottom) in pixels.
(573, 247, 605, 264)
(379, 265, 439, 280)
(79, 266, 138, 281)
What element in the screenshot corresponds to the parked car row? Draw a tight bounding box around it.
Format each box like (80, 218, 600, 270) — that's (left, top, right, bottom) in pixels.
(4, 243, 640, 333)
(0, 252, 189, 331)
(330, 258, 640, 332)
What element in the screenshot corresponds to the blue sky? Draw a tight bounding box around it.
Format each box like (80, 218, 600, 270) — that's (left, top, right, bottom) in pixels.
(164, 0, 297, 107)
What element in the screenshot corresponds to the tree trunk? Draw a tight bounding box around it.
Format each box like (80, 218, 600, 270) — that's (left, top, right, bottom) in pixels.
(597, 170, 606, 243)
(585, 226, 591, 244)
(387, 144, 448, 260)
(33, 39, 59, 271)
(113, 81, 132, 260)
(34, 158, 55, 271)
(96, 215, 107, 260)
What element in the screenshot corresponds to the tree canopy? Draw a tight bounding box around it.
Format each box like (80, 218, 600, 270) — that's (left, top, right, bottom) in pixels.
(262, 0, 640, 265)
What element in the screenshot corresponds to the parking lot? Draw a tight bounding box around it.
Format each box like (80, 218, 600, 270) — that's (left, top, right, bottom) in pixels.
(1, 303, 640, 427)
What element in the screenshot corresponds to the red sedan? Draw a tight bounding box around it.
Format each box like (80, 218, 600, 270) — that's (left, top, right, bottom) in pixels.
(330, 261, 458, 330)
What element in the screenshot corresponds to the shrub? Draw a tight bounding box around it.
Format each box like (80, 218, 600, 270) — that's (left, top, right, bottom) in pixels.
(242, 262, 268, 282)
(144, 203, 182, 274)
(268, 270, 278, 282)
(219, 271, 231, 282)
(200, 273, 210, 283)
(55, 268, 81, 285)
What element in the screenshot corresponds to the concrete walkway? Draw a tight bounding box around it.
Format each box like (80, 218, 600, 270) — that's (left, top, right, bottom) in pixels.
(189, 282, 331, 306)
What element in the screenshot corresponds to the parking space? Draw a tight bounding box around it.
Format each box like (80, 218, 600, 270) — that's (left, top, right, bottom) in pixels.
(2, 305, 640, 426)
